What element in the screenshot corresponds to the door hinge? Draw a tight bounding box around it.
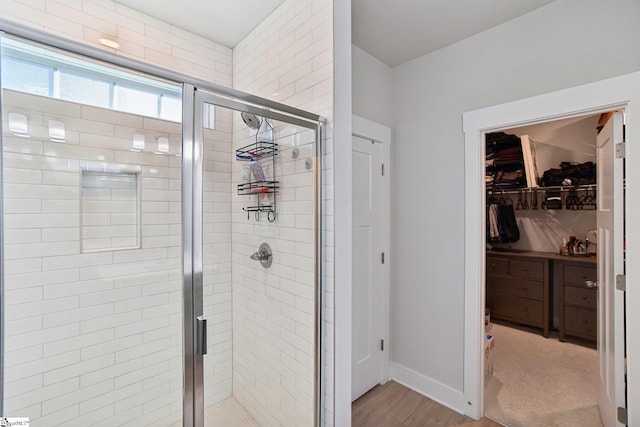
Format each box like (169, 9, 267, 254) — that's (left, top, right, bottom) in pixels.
(380, 339, 384, 351)
(382, 163, 385, 176)
(616, 274, 626, 292)
(616, 142, 626, 159)
(381, 252, 385, 264)
(617, 407, 628, 425)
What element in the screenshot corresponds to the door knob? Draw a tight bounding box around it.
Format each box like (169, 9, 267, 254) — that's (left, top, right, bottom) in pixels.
(586, 280, 599, 289)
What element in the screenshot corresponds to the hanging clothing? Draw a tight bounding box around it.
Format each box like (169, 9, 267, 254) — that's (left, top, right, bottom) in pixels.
(498, 204, 520, 243)
(487, 202, 520, 243)
(488, 204, 500, 241)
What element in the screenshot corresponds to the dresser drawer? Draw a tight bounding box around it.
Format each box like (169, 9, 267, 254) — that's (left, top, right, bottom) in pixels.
(564, 264, 597, 286)
(564, 306, 597, 339)
(487, 276, 544, 300)
(510, 259, 544, 280)
(487, 257, 509, 275)
(488, 293, 543, 326)
(564, 285, 597, 309)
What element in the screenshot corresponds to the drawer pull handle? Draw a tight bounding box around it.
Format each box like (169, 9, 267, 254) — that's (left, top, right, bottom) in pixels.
(581, 295, 587, 300)
(523, 267, 529, 271)
(582, 319, 588, 324)
(586, 280, 599, 289)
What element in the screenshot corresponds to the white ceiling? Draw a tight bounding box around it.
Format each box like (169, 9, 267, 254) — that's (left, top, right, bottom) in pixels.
(353, 0, 556, 67)
(114, 0, 286, 48)
(115, 0, 555, 67)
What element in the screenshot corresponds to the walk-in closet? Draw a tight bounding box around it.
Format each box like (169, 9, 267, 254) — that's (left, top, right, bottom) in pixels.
(483, 111, 619, 427)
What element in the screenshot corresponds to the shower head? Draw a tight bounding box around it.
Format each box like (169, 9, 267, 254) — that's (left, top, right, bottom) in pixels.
(241, 112, 262, 130)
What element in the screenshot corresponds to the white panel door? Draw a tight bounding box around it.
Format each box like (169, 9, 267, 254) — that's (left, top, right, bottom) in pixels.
(597, 111, 626, 427)
(352, 136, 384, 401)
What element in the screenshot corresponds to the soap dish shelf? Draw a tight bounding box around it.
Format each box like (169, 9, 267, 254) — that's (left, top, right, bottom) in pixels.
(235, 141, 278, 161)
(237, 180, 279, 195)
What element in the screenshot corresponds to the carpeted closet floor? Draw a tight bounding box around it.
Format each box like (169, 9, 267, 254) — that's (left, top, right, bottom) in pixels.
(485, 322, 602, 427)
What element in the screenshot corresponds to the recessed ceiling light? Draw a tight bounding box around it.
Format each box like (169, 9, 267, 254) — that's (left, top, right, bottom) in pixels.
(99, 38, 120, 49)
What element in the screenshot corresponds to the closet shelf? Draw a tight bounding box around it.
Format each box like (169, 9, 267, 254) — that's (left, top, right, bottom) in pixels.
(235, 141, 278, 161)
(487, 184, 597, 211)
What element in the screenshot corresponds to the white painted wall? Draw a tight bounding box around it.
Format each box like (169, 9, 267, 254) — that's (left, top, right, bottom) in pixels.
(390, 0, 640, 409)
(352, 45, 393, 128)
(332, 1, 352, 426)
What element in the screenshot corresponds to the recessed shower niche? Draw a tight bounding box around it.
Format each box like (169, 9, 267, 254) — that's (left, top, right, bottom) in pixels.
(80, 169, 141, 253)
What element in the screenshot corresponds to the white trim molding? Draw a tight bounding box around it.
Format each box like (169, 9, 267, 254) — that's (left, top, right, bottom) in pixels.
(390, 362, 466, 414)
(353, 115, 392, 145)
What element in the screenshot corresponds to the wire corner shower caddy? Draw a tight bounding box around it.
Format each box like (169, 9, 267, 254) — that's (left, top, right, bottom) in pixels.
(236, 136, 279, 222)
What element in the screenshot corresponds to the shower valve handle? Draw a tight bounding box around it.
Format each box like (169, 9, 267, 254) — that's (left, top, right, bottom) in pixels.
(250, 243, 273, 268)
(250, 250, 270, 261)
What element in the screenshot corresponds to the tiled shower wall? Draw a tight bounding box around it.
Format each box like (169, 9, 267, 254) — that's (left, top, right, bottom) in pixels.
(202, 108, 234, 407)
(2, 89, 193, 425)
(232, 0, 335, 423)
(229, 119, 317, 426)
(2, 0, 233, 86)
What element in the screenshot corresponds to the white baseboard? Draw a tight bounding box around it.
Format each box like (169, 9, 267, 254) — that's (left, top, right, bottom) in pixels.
(390, 362, 466, 415)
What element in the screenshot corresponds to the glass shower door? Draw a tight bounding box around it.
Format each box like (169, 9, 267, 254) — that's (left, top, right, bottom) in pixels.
(193, 91, 321, 427)
(1, 36, 185, 426)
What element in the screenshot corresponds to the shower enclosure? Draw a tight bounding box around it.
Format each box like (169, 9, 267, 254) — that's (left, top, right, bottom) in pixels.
(0, 26, 323, 427)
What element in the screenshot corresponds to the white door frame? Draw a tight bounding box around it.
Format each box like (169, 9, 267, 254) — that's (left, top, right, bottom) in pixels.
(462, 71, 640, 422)
(352, 115, 392, 385)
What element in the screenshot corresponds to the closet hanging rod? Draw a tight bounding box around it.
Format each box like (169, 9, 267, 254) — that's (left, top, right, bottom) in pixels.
(487, 184, 597, 195)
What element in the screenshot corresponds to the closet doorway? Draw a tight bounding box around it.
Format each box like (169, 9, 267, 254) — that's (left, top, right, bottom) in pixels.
(461, 71, 640, 427)
(481, 111, 621, 426)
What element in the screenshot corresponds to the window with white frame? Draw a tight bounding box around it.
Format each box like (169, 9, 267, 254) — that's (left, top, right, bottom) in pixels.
(0, 37, 204, 125)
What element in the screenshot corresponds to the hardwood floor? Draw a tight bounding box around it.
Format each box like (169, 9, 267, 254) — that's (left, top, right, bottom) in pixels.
(352, 381, 503, 427)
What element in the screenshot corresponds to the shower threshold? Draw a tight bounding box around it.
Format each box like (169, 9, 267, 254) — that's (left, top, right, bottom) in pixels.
(170, 397, 259, 427)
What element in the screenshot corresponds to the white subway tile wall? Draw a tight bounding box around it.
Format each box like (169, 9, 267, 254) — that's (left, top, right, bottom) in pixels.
(227, 116, 317, 426)
(2, 0, 233, 86)
(2, 89, 217, 427)
(202, 107, 234, 407)
(232, 0, 334, 424)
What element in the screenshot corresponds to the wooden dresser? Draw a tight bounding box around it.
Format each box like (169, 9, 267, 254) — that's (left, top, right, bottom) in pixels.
(558, 258, 598, 342)
(486, 251, 551, 337)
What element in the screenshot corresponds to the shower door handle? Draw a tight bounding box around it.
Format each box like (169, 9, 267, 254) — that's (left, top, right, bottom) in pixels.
(197, 316, 207, 356)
